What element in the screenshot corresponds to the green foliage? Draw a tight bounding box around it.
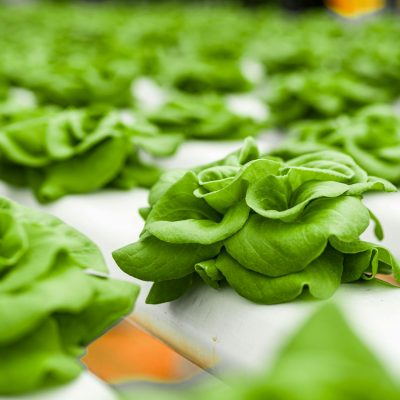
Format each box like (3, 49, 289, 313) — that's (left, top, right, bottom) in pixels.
(147, 93, 265, 140)
(1, 4, 400, 199)
(113, 138, 400, 304)
(248, 12, 400, 124)
(0, 196, 139, 395)
(267, 72, 390, 126)
(274, 105, 400, 185)
(0, 4, 257, 106)
(0, 98, 182, 202)
(1, 4, 399, 116)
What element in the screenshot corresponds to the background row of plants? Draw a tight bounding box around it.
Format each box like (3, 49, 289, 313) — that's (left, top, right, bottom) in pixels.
(1, 3, 400, 201)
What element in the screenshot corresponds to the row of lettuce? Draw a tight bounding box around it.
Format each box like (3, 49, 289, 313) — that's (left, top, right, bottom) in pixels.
(2, 93, 400, 202)
(1, 4, 400, 201)
(1, 4, 400, 113)
(0, 87, 264, 202)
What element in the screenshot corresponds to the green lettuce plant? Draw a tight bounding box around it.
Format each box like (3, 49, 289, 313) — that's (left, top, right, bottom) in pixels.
(147, 93, 265, 140)
(113, 138, 399, 305)
(342, 21, 400, 97)
(267, 71, 390, 127)
(273, 105, 400, 186)
(0, 6, 143, 107)
(0, 196, 139, 395)
(247, 14, 344, 75)
(0, 106, 183, 202)
(157, 56, 253, 94)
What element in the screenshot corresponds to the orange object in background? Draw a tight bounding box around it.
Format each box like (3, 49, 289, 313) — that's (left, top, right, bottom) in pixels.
(83, 320, 201, 384)
(326, 0, 385, 17)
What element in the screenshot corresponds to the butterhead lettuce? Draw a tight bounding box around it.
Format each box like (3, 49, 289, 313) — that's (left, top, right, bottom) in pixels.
(147, 93, 265, 140)
(267, 71, 390, 127)
(0, 106, 183, 202)
(0, 196, 139, 395)
(273, 105, 400, 185)
(113, 138, 399, 304)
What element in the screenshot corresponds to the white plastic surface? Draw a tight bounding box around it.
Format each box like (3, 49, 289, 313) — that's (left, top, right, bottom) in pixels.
(0, 372, 117, 400)
(1, 135, 400, 386)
